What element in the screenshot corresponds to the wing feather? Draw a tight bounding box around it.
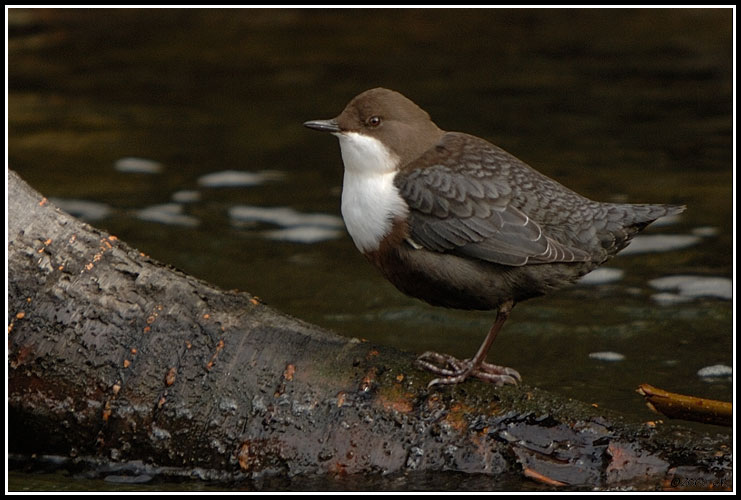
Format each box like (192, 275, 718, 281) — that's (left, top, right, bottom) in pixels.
(395, 133, 593, 266)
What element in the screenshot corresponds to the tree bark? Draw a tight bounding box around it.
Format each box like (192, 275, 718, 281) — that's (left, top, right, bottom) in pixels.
(7, 170, 731, 490)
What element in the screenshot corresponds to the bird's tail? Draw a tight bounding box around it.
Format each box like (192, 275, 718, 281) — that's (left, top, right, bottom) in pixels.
(621, 203, 686, 230)
(602, 203, 686, 255)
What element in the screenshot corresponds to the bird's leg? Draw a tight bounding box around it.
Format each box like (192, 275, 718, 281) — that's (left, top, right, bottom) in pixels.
(415, 300, 521, 387)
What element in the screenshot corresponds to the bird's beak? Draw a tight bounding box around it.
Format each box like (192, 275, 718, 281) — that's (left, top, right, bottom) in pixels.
(303, 118, 341, 133)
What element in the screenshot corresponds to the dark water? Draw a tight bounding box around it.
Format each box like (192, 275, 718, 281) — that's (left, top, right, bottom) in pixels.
(7, 8, 733, 491)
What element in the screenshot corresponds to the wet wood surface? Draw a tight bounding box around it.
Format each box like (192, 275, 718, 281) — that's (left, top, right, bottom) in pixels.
(7, 170, 731, 490)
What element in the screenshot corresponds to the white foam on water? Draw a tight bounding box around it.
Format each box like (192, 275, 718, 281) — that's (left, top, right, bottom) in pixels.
(137, 203, 199, 227)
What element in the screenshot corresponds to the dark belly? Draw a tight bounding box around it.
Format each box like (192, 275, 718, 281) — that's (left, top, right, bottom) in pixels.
(366, 245, 598, 311)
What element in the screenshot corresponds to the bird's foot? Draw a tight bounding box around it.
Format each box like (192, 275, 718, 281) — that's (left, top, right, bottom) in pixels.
(415, 351, 521, 387)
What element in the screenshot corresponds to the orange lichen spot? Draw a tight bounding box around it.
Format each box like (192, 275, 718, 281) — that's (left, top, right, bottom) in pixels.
(112, 383, 121, 395)
(85, 263, 94, 271)
(205, 338, 224, 371)
(249, 296, 261, 305)
(367, 349, 379, 359)
(69, 234, 77, 244)
(8, 322, 14, 334)
(395, 374, 404, 383)
(143, 326, 151, 333)
(123, 359, 131, 368)
(15, 311, 25, 320)
(379, 395, 413, 414)
(165, 367, 177, 386)
(158, 396, 166, 409)
(10, 345, 33, 368)
(337, 392, 347, 407)
(185, 341, 192, 349)
(361, 376, 374, 391)
(146, 315, 156, 324)
(108, 235, 118, 241)
(237, 442, 251, 471)
(203, 313, 210, 320)
(591, 403, 599, 408)
(130, 348, 138, 355)
(102, 401, 112, 422)
(38, 197, 48, 206)
(44, 238, 52, 245)
(283, 364, 295, 381)
(58, 265, 64, 271)
(360, 365, 378, 392)
(328, 461, 348, 477)
(103, 240, 113, 249)
(443, 402, 471, 433)
(26, 297, 32, 303)
(37, 247, 45, 253)
(93, 253, 102, 263)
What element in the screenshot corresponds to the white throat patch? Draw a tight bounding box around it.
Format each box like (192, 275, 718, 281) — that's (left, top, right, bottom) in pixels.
(336, 132, 408, 253)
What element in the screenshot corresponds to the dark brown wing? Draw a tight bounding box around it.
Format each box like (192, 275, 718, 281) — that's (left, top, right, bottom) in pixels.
(394, 133, 594, 266)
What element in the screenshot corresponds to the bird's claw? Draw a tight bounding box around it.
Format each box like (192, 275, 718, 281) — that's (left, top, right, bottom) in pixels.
(415, 351, 521, 387)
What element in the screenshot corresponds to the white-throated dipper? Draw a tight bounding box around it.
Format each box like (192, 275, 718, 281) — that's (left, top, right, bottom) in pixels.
(304, 87, 685, 387)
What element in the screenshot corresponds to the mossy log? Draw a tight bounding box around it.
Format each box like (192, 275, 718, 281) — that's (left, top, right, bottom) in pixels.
(7, 170, 731, 490)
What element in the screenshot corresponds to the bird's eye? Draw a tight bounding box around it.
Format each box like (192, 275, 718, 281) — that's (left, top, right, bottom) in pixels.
(367, 116, 382, 127)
